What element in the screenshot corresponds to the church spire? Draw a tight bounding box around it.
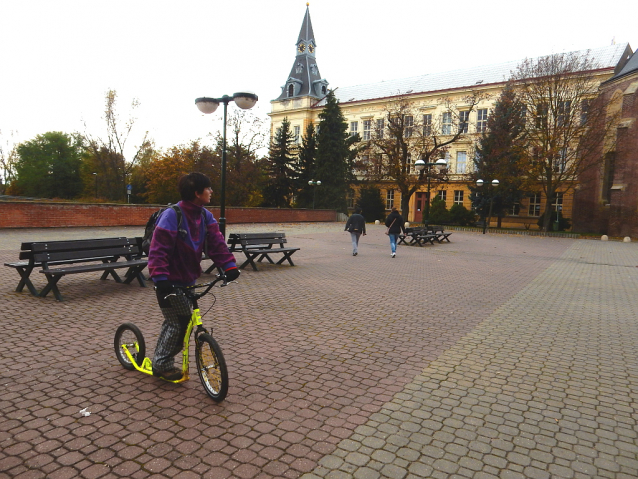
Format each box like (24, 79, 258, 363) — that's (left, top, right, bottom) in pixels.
(276, 4, 328, 100)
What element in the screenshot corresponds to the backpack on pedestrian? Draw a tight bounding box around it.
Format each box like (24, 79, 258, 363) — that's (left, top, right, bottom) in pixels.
(142, 204, 201, 255)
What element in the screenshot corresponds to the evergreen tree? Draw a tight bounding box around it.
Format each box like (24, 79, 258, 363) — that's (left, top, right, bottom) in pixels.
(357, 186, 386, 222)
(14, 131, 84, 199)
(314, 91, 357, 213)
(262, 118, 297, 207)
(469, 84, 528, 227)
(295, 123, 317, 208)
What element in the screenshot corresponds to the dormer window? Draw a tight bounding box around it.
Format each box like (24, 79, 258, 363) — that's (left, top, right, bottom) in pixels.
(288, 84, 294, 98)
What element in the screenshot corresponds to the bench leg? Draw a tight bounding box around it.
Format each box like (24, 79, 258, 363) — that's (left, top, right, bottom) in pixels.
(100, 269, 123, 283)
(15, 266, 39, 296)
(40, 274, 64, 301)
(276, 252, 296, 266)
(257, 253, 275, 264)
(243, 253, 260, 271)
(124, 266, 147, 286)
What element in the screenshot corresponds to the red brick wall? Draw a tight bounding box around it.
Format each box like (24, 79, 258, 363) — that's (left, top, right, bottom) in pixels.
(573, 72, 638, 236)
(0, 202, 337, 228)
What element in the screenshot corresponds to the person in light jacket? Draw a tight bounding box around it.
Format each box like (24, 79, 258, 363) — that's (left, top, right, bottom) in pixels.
(385, 207, 406, 258)
(344, 207, 366, 256)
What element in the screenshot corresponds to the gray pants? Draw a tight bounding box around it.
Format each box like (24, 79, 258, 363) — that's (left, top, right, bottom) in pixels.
(350, 232, 362, 254)
(153, 294, 192, 371)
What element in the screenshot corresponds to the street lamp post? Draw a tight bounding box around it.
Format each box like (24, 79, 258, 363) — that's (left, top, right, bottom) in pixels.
(308, 180, 321, 209)
(92, 172, 98, 199)
(476, 179, 499, 234)
(414, 158, 447, 224)
(195, 91, 258, 238)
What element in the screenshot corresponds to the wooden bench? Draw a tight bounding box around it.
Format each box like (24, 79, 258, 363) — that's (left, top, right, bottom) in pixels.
(5, 237, 148, 301)
(226, 232, 300, 271)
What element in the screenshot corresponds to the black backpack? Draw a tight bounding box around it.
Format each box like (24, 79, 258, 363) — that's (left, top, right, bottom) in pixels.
(142, 205, 204, 255)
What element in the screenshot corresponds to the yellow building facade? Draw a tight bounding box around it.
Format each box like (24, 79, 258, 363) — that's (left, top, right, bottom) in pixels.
(269, 6, 632, 227)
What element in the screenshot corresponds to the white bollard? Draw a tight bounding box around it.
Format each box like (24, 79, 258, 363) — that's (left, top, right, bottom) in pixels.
(404, 222, 410, 228)
(601, 235, 609, 241)
(624, 236, 631, 243)
(375, 220, 380, 225)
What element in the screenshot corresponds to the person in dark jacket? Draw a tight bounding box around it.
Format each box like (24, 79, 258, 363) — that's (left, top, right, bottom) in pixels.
(385, 207, 406, 258)
(344, 207, 366, 256)
(148, 172, 240, 381)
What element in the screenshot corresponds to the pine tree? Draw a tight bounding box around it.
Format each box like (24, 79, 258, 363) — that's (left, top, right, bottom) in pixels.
(469, 84, 528, 226)
(314, 91, 357, 213)
(295, 123, 317, 208)
(262, 118, 297, 207)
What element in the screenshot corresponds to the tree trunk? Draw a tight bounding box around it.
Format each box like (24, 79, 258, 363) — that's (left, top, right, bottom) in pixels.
(401, 194, 411, 224)
(542, 196, 554, 232)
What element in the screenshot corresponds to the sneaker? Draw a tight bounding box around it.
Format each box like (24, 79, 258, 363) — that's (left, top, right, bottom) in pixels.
(153, 367, 183, 381)
(391, 252, 396, 258)
(353, 252, 358, 256)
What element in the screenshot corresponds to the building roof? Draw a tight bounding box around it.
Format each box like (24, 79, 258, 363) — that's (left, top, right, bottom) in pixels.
(608, 46, 638, 82)
(330, 43, 631, 106)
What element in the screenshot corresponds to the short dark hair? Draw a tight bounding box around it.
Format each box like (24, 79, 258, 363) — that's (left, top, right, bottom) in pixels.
(178, 173, 212, 201)
(354, 206, 362, 214)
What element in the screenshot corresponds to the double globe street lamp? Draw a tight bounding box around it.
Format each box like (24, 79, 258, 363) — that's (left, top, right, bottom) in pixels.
(308, 180, 321, 209)
(476, 178, 499, 234)
(195, 91, 258, 238)
(414, 158, 447, 223)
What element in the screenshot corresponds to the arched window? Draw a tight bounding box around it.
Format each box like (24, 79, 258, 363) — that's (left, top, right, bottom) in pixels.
(288, 84, 294, 98)
(321, 85, 327, 95)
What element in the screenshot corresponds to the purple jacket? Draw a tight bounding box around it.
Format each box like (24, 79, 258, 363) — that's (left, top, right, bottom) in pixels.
(148, 200, 236, 286)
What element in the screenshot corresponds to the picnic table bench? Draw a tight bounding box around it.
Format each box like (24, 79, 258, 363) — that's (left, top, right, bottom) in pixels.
(217, 232, 300, 272)
(4, 237, 147, 301)
(398, 227, 437, 246)
(427, 225, 453, 242)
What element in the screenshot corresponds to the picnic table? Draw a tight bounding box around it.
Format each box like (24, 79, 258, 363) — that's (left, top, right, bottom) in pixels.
(4, 237, 147, 301)
(398, 226, 453, 246)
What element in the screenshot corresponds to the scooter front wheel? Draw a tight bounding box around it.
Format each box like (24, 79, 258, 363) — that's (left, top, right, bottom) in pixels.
(114, 323, 146, 370)
(195, 333, 228, 402)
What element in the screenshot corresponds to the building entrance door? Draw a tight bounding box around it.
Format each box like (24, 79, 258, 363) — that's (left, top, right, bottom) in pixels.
(415, 193, 426, 223)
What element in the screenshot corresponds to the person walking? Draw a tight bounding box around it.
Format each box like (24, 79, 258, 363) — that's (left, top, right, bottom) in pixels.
(344, 207, 366, 256)
(385, 207, 405, 258)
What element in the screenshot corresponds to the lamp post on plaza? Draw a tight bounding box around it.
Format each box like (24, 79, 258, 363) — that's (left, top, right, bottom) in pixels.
(414, 158, 447, 224)
(308, 180, 321, 209)
(92, 172, 98, 199)
(476, 178, 499, 234)
(195, 91, 258, 238)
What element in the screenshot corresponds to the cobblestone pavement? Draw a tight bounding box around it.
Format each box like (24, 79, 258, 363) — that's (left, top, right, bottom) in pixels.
(1, 223, 637, 479)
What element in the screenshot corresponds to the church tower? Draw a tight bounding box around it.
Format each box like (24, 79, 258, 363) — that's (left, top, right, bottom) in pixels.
(276, 4, 329, 100)
(269, 4, 328, 140)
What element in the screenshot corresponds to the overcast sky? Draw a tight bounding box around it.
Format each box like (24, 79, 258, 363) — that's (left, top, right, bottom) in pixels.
(1, 0, 635, 160)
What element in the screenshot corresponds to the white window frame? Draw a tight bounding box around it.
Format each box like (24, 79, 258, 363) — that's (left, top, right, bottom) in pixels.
(454, 190, 463, 205)
(404, 115, 414, 138)
(376, 119, 384, 139)
(294, 125, 301, 144)
(442, 112, 452, 135)
(554, 192, 564, 212)
(350, 121, 358, 137)
(437, 190, 447, 202)
(477, 109, 488, 133)
(386, 189, 394, 210)
(458, 111, 469, 134)
(362, 119, 372, 141)
(456, 151, 467, 174)
(528, 193, 542, 217)
(423, 114, 432, 136)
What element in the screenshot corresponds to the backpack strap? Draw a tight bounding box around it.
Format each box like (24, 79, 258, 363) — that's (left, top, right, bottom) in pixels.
(169, 204, 188, 239)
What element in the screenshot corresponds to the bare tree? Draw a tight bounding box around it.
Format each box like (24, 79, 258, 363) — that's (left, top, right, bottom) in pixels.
(83, 89, 154, 201)
(0, 130, 19, 194)
(510, 51, 620, 231)
(360, 91, 484, 220)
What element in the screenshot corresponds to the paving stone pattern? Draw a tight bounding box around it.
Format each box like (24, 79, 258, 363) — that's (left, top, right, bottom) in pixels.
(1, 224, 637, 478)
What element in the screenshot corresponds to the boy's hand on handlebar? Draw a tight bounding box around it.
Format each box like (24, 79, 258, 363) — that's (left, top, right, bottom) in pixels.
(224, 267, 240, 282)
